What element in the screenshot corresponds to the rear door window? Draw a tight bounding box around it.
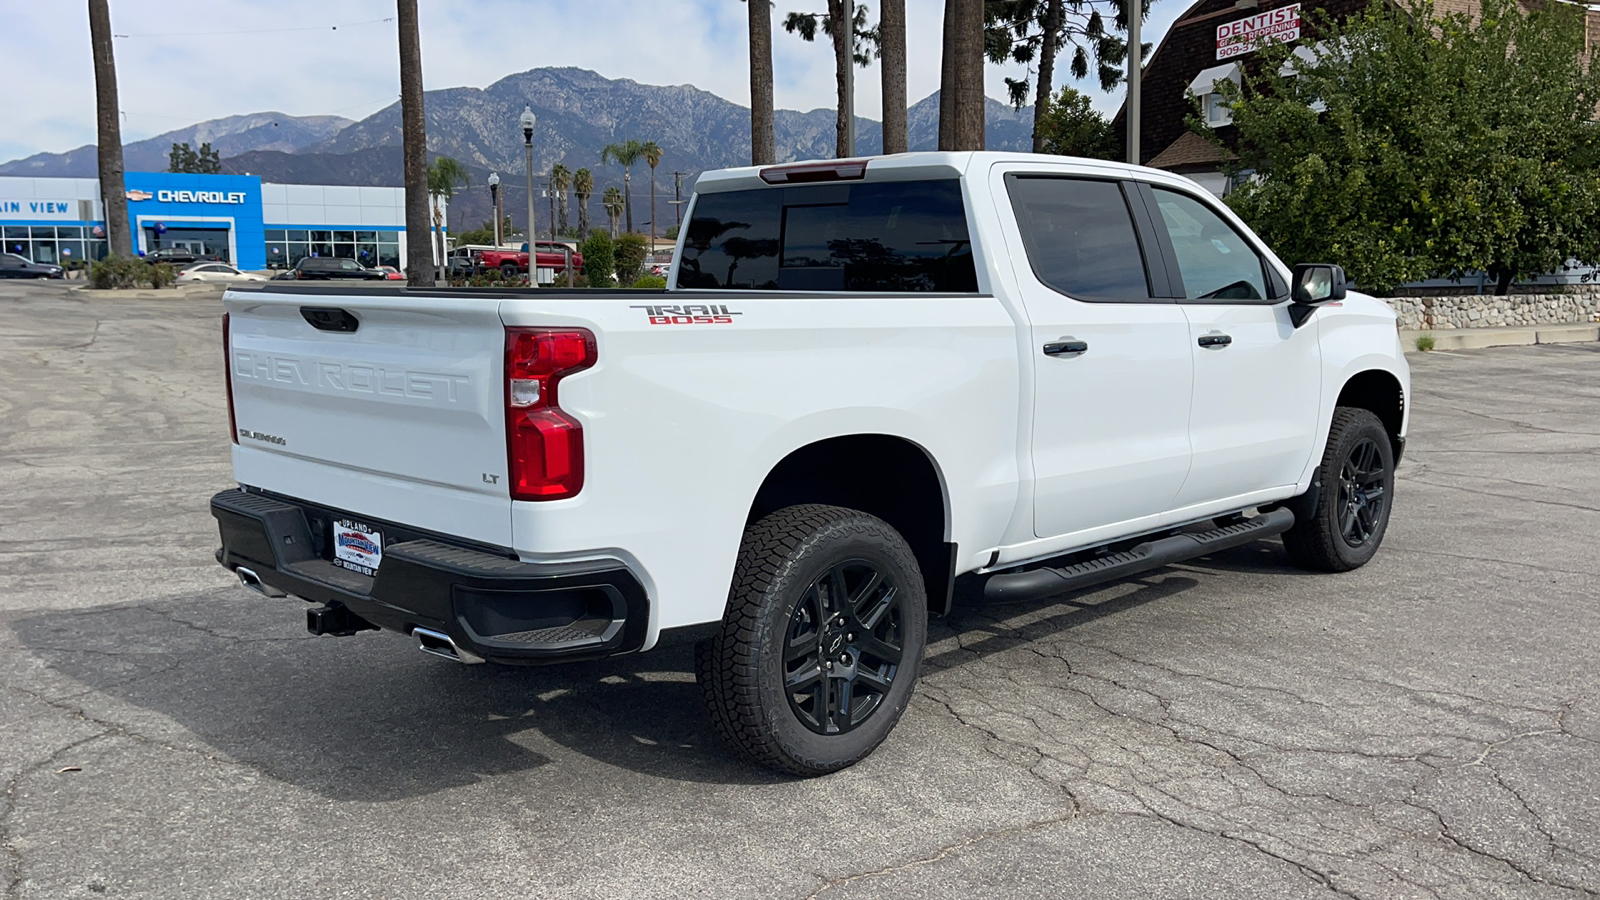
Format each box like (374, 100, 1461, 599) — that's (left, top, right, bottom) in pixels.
(1005, 176, 1154, 301)
(676, 179, 977, 292)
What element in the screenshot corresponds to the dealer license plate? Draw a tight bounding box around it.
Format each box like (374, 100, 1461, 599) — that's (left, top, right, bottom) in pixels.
(332, 519, 383, 576)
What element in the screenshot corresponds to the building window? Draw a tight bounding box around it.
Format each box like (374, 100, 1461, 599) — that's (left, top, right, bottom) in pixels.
(1188, 62, 1242, 129)
(1203, 93, 1232, 126)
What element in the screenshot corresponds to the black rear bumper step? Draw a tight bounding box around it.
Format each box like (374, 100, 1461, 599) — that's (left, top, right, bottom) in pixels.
(983, 507, 1296, 603)
(210, 488, 649, 664)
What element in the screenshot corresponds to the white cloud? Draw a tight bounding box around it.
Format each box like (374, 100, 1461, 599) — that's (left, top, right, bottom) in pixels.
(0, 0, 1186, 160)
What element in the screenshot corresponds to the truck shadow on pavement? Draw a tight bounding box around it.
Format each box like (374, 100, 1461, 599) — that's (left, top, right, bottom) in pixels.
(8, 544, 1278, 798)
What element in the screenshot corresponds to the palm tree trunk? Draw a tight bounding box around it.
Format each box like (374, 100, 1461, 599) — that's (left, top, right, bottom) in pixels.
(1032, 0, 1065, 153)
(88, 0, 131, 258)
(578, 198, 589, 236)
(830, 0, 851, 159)
(939, 0, 985, 151)
(649, 171, 657, 246)
(880, 0, 908, 155)
(397, 0, 433, 286)
(748, 0, 776, 165)
(624, 170, 633, 234)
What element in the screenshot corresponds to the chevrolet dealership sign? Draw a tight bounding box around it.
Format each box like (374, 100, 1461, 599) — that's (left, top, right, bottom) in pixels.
(0, 199, 80, 220)
(126, 189, 248, 205)
(1217, 4, 1301, 59)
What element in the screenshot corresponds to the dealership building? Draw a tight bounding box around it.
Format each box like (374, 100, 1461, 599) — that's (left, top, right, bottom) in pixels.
(0, 171, 443, 271)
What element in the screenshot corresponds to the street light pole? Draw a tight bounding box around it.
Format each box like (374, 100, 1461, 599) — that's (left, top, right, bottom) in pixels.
(520, 106, 538, 286)
(1128, 2, 1141, 165)
(488, 172, 500, 246)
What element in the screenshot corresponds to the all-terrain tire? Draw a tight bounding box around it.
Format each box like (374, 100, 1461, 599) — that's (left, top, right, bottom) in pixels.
(696, 504, 927, 776)
(1282, 407, 1396, 572)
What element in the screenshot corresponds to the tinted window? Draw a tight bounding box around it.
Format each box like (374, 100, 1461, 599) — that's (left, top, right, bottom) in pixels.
(1152, 188, 1267, 301)
(0, 254, 20, 268)
(676, 179, 977, 292)
(1007, 177, 1152, 300)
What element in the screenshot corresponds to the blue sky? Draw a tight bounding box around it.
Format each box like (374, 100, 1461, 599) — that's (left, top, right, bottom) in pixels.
(0, 0, 1189, 162)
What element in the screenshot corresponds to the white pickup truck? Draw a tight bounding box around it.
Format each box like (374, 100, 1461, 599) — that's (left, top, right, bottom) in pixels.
(213, 151, 1409, 775)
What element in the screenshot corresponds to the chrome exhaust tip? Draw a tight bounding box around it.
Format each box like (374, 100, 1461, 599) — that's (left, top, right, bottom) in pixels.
(236, 566, 287, 598)
(413, 627, 485, 664)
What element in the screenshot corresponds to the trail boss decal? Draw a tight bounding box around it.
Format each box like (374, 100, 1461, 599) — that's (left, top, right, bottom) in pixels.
(631, 304, 742, 325)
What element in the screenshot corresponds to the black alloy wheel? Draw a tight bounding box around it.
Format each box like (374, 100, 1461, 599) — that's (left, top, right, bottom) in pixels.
(783, 559, 905, 735)
(1282, 407, 1397, 572)
(1337, 437, 1387, 547)
(697, 504, 928, 776)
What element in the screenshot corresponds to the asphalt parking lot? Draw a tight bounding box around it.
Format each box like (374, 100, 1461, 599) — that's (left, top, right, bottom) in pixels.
(1, 280, 1596, 900)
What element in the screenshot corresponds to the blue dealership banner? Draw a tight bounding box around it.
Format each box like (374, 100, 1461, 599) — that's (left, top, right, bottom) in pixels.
(122, 172, 266, 268)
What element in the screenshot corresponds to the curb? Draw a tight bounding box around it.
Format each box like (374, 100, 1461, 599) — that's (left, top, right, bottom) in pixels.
(1401, 323, 1600, 353)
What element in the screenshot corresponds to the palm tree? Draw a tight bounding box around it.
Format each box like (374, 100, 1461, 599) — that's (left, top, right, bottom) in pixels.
(574, 168, 594, 236)
(397, 0, 432, 285)
(642, 142, 663, 245)
(87, 0, 131, 257)
(745, 0, 776, 165)
(939, 0, 986, 151)
(602, 187, 625, 237)
(426, 156, 470, 280)
(880, 0, 908, 154)
(550, 164, 572, 235)
(601, 140, 647, 233)
(784, 4, 875, 158)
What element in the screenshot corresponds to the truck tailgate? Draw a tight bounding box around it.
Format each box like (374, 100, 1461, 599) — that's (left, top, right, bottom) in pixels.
(224, 289, 511, 546)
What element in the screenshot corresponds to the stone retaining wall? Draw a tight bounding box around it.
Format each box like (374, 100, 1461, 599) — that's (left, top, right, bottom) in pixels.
(1382, 293, 1600, 331)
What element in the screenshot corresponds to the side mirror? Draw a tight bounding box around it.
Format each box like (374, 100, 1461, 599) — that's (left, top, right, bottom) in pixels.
(1291, 263, 1348, 305)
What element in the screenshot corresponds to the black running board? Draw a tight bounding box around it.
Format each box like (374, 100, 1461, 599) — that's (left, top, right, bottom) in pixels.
(983, 508, 1296, 603)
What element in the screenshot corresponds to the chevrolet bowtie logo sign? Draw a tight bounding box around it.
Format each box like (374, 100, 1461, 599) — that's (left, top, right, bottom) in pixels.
(125, 190, 153, 201)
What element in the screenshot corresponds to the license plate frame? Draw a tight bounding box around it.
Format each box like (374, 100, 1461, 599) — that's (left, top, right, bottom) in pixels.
(332, 519, 383, 576)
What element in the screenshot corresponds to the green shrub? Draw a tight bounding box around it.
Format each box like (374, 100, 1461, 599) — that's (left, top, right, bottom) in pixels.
(632, 274, 667, 289)
(613, 233, 650, 287)
(145, 262, 175, 289)
(89, 256, 143, 289)
(580, 230, 615, 286)
(1415, 333, 1436, 352)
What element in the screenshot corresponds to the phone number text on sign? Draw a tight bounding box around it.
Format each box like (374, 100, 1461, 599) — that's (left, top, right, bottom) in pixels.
(1217, 3, 1301, 60)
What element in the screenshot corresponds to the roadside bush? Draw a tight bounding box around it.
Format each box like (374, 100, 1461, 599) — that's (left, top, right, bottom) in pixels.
(580, 230, 615, 286)
(89, 256, 143, 289)
(145, 262, 175, 289)
(613, 233, 650, 287)
(632, 274, 667, 289)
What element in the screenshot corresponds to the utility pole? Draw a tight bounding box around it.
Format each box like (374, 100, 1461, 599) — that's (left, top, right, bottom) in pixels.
(672, 172, 685, 228)
(1127, 0, 1142, 165)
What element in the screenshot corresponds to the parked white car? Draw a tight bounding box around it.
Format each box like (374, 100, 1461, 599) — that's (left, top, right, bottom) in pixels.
(212, 152, 1409, 776)
(178, 263, 266, 284)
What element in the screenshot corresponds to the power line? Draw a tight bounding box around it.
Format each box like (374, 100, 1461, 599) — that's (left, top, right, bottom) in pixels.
(114, 16, 394, 39)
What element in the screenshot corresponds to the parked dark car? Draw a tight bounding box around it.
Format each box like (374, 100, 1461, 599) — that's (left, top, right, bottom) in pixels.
(292, 257, 387, 281)
(0, 253, 64, 279)
(145, 247, 219, 266)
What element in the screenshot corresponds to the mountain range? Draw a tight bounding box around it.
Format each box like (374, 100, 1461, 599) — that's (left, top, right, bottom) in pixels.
(0, 67, 1033, 234)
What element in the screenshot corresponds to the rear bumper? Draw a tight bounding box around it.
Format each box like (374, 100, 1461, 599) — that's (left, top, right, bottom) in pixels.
(210, 488, 650, 664)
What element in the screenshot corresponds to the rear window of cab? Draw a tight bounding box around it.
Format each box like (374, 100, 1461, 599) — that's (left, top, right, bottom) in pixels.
(676, 179, 978, 293)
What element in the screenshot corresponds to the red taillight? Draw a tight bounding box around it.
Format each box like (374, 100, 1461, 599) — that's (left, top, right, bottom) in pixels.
(223, 312, 237, 444)
(505, 328, 596, 500)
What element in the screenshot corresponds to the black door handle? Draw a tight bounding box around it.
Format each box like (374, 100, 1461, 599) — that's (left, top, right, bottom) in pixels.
(1043, 340, 1089, 357)
(1197, 333, 1232, 348)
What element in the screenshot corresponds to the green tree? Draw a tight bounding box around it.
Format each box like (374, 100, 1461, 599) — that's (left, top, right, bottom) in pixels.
(580, 229, 615, 285)
(602, 186, 625, 236)
(1214, 0, 1600, 295)
(614, 233, 650, 287)
(574, 168, 594, 236)
(1034, 86, 1118, 159)
(455, 217, 513, 246)
(784, 3, 876, 157)
(985, 0, 1146, 152)
(551, 164, 572, 234)
(642, 142, 663, 244)
(426, 156, 471, 279)
(601, 140, 647, 232)
(168, 141, 222, 173)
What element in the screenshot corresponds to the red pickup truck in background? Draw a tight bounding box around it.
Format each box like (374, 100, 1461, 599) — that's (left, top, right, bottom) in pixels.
(473, 242, 583, 280)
